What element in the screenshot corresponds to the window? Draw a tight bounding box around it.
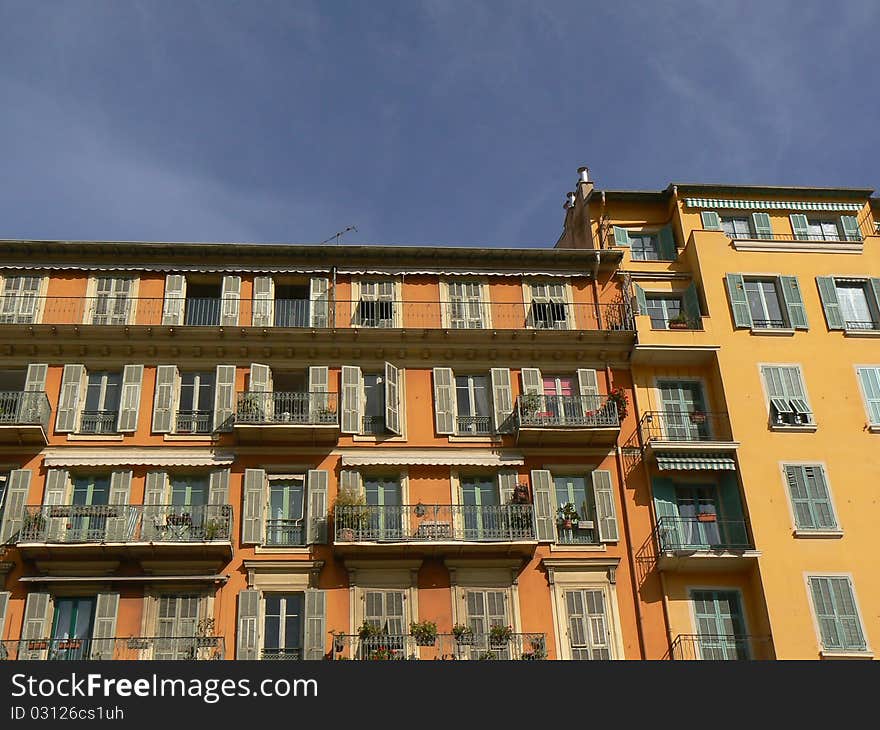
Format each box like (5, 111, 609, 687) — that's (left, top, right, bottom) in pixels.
(454, 374, 492, 434)
(80, 371, 122, 434)
(460, 475, 501, 540)
(808, 576, 867, 653)
(266, 475, 305, 546)
(629, 233, 662, 261)
(464, 589, 511, 658)
(362, 373, 385, 434)
(658, 380, 711, 440)
(691, 590, 750, 660)
(744, 279, 787, 329)
(355, 280, 396, 328)
(177, 371, 215, 433)
(184, 282, 222, 326)
(0, 275, 43, 324)
(446, 281, 487, 329)
(836, 281, 879, 330)
(726, 274, 808, 331)
(273, 283, 310, 328)
(856, 367, 880, 425)
(363, 475, 402, 539)
(359, 590, 407, 658)
(790, 214, 860, 243)
(250, 275, 329, 328)
(783, 465, 837, 532)
(806, 219, 842, 242)
(50, 597, 95, 660)
(721, 216, 753, 238)
(340, 363, 402, 437)
(526, 282, 569, 330)
(645, 295, 683, 329)
(263, 593, 304, 660)
(563, 589, 610, 659)
(155, 595, 202, 660)
(761, 365, 813, 426)
(169, 474, 209, 508)
(57, 363, 143, 435)
(554, 475, 596, 544)
(89, 277, 133, 325)
(67, 474, 111, 541)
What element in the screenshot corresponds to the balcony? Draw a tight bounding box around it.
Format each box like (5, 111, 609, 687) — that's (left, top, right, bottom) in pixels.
(261, 648, 303, 660)
(16, 504, 233, 560)
(264, 519, 305, 546)
(330, 632, 547, 661)
(514, 394, 619, 446)
(0, 390, 50, 445)
(670, 634, 773, 660)
(78, 410, 119, 435)
(183, 297, 222, 326)
(655, 516, 758, 571)
(175, 409, 213, 434)
(333, 504, 536, 556)
(640, 411, 738, 467)
(234, 391, 339, 443)
(1, 636, 225, 661)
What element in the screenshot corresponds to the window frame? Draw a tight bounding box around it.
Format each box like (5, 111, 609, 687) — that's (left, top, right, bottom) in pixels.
(628, 232, 662, 261)
(743, 277, 789, 329)
(759, 364, 814, 427)
(781, 463, 840, 534)
(855, 365, 880, 426)
(805, 573, 870, 655)
(644, 294, 684, 330)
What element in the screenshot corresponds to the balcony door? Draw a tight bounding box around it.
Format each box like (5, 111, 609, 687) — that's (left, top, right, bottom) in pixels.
(563, 589, 610, 659)
(82, 371, 121, 433)
(554, 475, 595, 544)
(263, 593, 304, 660)
(69, 475, 111, 542)
(464, 590, 510, 658)
(169, 475, 209, 538)
(50, 598, 94, 660)
(360, 590, 406, 658)
(543, 376, 581, 424)
(155, 595, 200, 660)
(674, 485, 721, 548)
(461, 476, 500, 540)
(91, 277, 132, 325)
(455, 374, 492, 434)
(659, 380, 709, 440)
(364, 476, 402, 539)
(266, 476, 305, 546)
(690, 590, 749, 660)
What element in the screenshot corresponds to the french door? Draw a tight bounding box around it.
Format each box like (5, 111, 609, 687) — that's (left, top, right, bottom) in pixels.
(364, 477, 402, 539)
(659, 381, 710, 440)
(50, 598, 95, 660)
(691, 590, 749, 660)
(69, 475, 111, 541)
(465, 590, 510, 658)
(263, 593, 304, 659)
(674, 485, 721, 548)
(461, 476, 500, 540)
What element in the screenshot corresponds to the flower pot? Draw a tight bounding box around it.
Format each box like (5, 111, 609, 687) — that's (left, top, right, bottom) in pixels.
(668, 321, 690, 330)
(561, 519, 573, 529)
(338, 527, 355, 541)
(454, 633, 474, 646)
(690, 411, 707, 424)
(696, 513, 717, 523)
(489, 637, 509, 648)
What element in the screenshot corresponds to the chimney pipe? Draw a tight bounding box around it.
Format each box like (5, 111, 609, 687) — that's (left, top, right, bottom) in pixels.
(564, 191, 576, 209)
(577, 166, 590, 184)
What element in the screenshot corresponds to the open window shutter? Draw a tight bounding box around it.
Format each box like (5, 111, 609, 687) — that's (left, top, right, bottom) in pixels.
(0, 469, 31, 542)
(521, 368, 543, 395)
(213, 365, 236, 431)
(750, 212, 772, 238)
(152, 365, 178, 433)
(815, 277, 844, 330)
(209, 468, 230, 506)
(106, 470, 132, 541)
(21, 592, 51, 641)
(724, 274, 752, 328)
(339, 469, 363, 498)
(161, 274, 186, 325)
(340, 366, 362, 434)
(0, 592, 9, 641)
(530, 469, 555, 542)
(252, 276, 274, 327)
(790, 214, 809, 240)
(142, 471, 167, 541)
(577, 369, 599, 397)
(144, 471, 167, 503)
(306, 470, 329, 544)
(24, 363, 48, 393)
(55, 363, 84, 433)
(633, 283, 647, 315)
(869, 279, 880, 317)
(384, 362, 401, 435)
(683, 282, 702, 325)
(117, 364, 144, 432)
(701, 211, 722, 231)
(857, 368, 880, 424)
(310, 277, 330, 328)
(237, 589, 260, 660)
(658, 226, 676, 260)
(304, 589, 327, 660)
(779, 276, 809, 330)
(432, 367, 455, 435)
(809, 578, 845, 650)
(497, 470, 517, 503)
(785, 466, 815, 529)
(308, 366, 329, 421)
(651, 476, 678, 520)
(241, 469, 265, 545)
(220, 275, 241, 326)
(613, 226, 631, 247)
(90, 593, 120, 659)
(489, 368, 513, 433)
(43, 468, 69, 543)
(249, 363, 272, 393)
(592, 470, 619, 542)
(840, 215, 860, 242)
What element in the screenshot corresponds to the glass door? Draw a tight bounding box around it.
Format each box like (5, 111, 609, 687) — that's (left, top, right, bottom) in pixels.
(543, 376, 581, 424)
(691, 590, 749, 660)
(674, 485, 721, 548)
(554, 475, 594, 544)
(465, 590, 509, 659)
(169, 475, 209, 539)
(263, 593, 304, 660)
(659, 381, 710, 440)
(69, 475, 111, 541)
(155, 595, 200, 660)
(364, 476, 402, 539)
(361, 591, 406, 658)
(461, 476, 500, 540)
(267, 477, 305, 546)
(50, 598, 95, 660)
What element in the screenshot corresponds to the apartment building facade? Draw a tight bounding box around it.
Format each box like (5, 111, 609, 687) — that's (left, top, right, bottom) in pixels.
(559, 170, 879, 659)
(0, 239, 661, 661)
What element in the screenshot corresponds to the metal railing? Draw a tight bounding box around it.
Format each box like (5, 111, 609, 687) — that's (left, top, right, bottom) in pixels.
(455, 415, 493, 435)
(639, 410, 733, 442)
(516, 394, 619, 428)
(0, 297, 634, 331)
(334, 504, 535, 543)
(0, 636, 225, 661)
(845, 319, 880, 331)
(175, 409, 213, 434)
(331, 632, 547, 661)
(261, 648, 303, 660)
(264, 519, 305, 546)
(556, 523, 599, 545)
(235, 391, 338, 425)
(706, 228, 863, 243)
(17, 504, 233, 544)
(670, 634, 772, 661)
(78, 410, 118, 434)
(656, 516, 752, 552)
(362, 414, 386, 434)
(0, 391, 51, 428)
(751, 318, 787, 329)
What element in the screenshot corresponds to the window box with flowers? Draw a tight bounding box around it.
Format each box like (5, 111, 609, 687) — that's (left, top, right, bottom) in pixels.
(489, 624, 513, 648)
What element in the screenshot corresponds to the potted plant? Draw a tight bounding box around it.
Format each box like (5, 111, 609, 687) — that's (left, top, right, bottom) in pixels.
(556, 503, 580, 530)
(334, 486, 369, 541)
(477, 651, 496, 660)
(203, 519, 225, 540)
(368, 646, 397, 660)
(667, 313, 690, 330)
(519, 392, 544, 423)
(452, 623, 474, 645)
(410, 620, 438, 647)
(489, 624, 513, 648)
(607, 386, 629, 421)
(357, 621, 384, 640)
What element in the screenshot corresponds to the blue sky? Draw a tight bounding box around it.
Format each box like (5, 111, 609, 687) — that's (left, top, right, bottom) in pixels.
(0, 1, 877, 247)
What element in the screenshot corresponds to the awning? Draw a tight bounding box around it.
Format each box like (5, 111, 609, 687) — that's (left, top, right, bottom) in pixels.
(338, 448, 524, 468)
(41, 447, 235, 468)
(655, 453, 736, 471)
(684, 197, 861, 212)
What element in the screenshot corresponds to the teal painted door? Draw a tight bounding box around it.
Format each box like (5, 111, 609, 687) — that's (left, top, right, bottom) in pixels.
(691, 590, 749, 660)
(659, 381, 709, 440)
(364, 477, 402, 539)
(675, 485, 721, 548)
(69, 475, 111, 541)
(461, 476, 500, 539)
(50, 598, 95, 660)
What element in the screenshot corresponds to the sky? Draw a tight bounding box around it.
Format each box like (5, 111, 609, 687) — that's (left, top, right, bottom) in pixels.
(0, 1, 877, 248)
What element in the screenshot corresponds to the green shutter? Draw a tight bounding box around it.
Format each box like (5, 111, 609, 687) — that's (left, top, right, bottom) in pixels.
(683, 282, 702, 327)
(790, 214, 809, 240)
(304, 589, 327, 660)
(0, 591, 9, 641)
(725, 274, 752, 328)
(809, 577, 866, 652)
(857, 367, 880, 424)
(306, 470, 328, 544)
(651, 477, 678, 520)
(718, 473, 747, 546)
(658, 226, 677, 260)
(839, 216, 860, 242)
(237, 589, 260, 660)
(816, 277, 845, 330)
(869, 279, 880, 317)
(751, 212, 772, 238)
(701, 211, 722, 231)
(633, 283, 647, 315)
(613, 226, 631, 247)
(779, 276, 808, 330)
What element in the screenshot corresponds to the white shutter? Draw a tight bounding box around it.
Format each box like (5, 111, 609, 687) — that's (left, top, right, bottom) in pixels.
(143, 472, 167, 541)
(237, 589, 260, 660)
(310, 277, 330, 327)
(308, 366, 329, 422)
(220, 275, 242, 326)
(340, 366, 362, 434)
(21, 592, 51, 641)
(24, 363, 48, 393)
(213, 365, 236, 430)
(55, 363, 84, 433)
(306, 470, 329, 544)
(43, 469, 69, 539)
(151, 365, 178, 433)
(90, 593, 120, 659)
(249, 363, 272, 393)
(520, 368, 543, 395)
(531, 469, 556, 542)
(489, 368, 513, 433)
(209, 468, 230, 506)
(432, 367, 456, 435)
(252, 276, 274, 327)
(304, 589, 327, 660)
(592, 470, 619, 542)
(106, 470, 133, 541)
(0, 592, 9, 641)
(242, 469, 265, 545)
(0, 469, 31, 543)
(497, 470, 518, 503)
(577, 369, 599, 396)
(339, 470, 363, 497)
(384, 362, 401, 435)
(161, 274, 186, 325)
(117, 364, 144, 432)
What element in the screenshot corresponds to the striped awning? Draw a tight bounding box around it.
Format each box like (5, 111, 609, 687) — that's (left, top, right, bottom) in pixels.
(655, 453, 736, 471)
(684, 198, 862, 212)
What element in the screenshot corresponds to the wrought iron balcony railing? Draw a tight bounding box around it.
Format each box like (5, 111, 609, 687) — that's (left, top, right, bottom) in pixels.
(175, 409, 213, 434)
(639, 410, 733, 442)
(0, 296, 634, 331)
(264, 519, 305, 546)
(235, 391, 338, 425)
(361, 414, 386, 434)
(17, 504, 233, 544)
(78, 410, 119, 434)
(670, 634, 772, 660)
(330, 632, 547, 661)
(334, 504, 535, 543)
(516, 394, 619, 428)
(844, 319, 880, 331)
(656, 516, 753, 552)
(261, 648, 303, 660)
(706, 228, 863, 243)
(1, 636, 225, 661)
(455, 415, 493, 435)
(0, 391, 51, 428)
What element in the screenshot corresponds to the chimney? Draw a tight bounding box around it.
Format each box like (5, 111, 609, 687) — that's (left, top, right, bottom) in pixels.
(576, 165, 594, 203)
(564, 191, 576, 209)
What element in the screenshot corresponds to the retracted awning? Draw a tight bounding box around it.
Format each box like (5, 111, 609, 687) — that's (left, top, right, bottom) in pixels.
(655, 453, 737, 471)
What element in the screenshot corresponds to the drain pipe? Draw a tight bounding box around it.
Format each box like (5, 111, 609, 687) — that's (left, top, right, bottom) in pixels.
(591, 250, 602, 329)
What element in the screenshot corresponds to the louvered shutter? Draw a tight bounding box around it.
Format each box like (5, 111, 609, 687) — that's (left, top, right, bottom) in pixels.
(577, 369, 599, 396)
(308, 366, 329, 422)
(840, 216, 860, 242)
(789, 214, 809, 240)
(106, 470, 132, 541)
(592, 470, 619, 542)
(213, 365, 236, 431)
(306, 470, 328, 544)
(161, 274, 186, 325)
(143, 471, 167, 541)
(249, 363, 272, 393)
(751, 212, 772, 238)
(779, 276, 808, 330)
(117, 364, 144, 432)
(530, 469, 556, 542)
(242, 469, 265, 545)
(658, 226, 676, 260)
(683, 282, 702, 326)
(0, 469, 31, 542)
(90, 593, 120, 659)
(340, 366, 362, 434)
(21, 592, 51, 650)
(857, 367, 880, 424)
(310, 277, 330, 327)
(497, 470, 517, 503)
(384, 362, 401, 435)
(725, 274, 752, 328)
(520, 368, 543, 395)
(252, 276, 274, 327)
(237, 589, 260, 660)
(701, 211, 722, 231)
(151, 365, 178, 433)
(24, 363, 48, 393)
(339, 469, 363, 497)
(55, 364, 84, 433)
(633, 283, 647, 315)
(304, 589, 327, 660)
(489, 368, 513, 433)
(220, 275, 241, 326)
(0, 592, 9, 641)
(816, 277, 845, 330)
(613, 227, 631, 247)
(432, 367, 455, 435)
(43, 469, 69, 541)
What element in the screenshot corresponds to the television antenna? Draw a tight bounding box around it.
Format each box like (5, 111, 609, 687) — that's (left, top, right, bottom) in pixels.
(321, 225, 358, 245)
